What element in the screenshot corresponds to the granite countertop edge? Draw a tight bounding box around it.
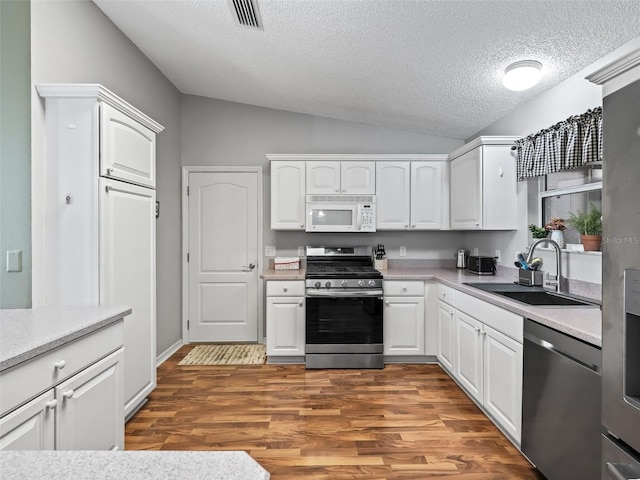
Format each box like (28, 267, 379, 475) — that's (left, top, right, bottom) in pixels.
(0, 450, 269, 480)
(263, 267, 602, 347)
(0, 305, 132, 372)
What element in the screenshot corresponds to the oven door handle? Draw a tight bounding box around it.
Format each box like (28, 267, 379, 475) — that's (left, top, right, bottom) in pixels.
(305, 290, 383, 298)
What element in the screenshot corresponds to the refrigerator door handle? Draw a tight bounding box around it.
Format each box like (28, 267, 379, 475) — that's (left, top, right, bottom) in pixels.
(606, 462, 640, 480)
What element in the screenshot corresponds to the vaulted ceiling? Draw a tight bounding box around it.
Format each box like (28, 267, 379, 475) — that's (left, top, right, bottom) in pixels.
(93, 0, 640, 139)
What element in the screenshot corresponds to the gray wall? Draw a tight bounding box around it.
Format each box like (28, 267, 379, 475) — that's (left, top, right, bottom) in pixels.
(30, 0, 182, 355)
(0, 1, 31, 308)
(181, 94, 466, 261)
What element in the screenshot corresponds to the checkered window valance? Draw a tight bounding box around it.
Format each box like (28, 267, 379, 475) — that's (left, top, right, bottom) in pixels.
(514, 107, 603, 181)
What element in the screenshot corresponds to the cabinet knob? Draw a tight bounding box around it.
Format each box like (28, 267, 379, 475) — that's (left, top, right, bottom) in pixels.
(45, 399, 58, 410)
(412, 224, 416, 228)
(334, 189, 340, 193)
(402, 286, 407, 292)
(300, 224, 304, 228)
(405, 225, 409, 229)
(106, 167, 114, 175)
(441, 292, 446, 298)
(54, 360, 66, 370)
(449, 311, 453, 318)
(62, 390, 74, 400)
(385, 301, 390, 306)
(475, 327, 481, 334)
(283, 286, 288, 292)
(298, 301, 303, 307)
(482, 330, 487, 337)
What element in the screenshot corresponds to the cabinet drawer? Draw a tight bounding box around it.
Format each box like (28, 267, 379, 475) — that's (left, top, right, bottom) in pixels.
(0, 321, 124, 417)
(455, 290, 522, 342)
(384, 281, 424, 296)
(266, 281, 305, 297)
(437, 283, 456, 306)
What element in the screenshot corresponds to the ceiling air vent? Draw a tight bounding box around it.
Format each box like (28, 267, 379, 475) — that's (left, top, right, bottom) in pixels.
(228, 0, 263, 30)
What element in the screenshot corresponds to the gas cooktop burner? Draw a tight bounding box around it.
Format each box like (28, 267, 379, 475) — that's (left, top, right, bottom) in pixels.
(305, 265, 382, 278)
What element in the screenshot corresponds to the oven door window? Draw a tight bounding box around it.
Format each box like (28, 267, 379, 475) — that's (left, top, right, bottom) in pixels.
(306, 296, 382, 345)
(309, 208, 353, 227)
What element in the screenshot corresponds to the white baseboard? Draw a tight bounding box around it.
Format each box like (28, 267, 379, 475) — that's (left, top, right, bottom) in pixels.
(156, 339, 183, 367)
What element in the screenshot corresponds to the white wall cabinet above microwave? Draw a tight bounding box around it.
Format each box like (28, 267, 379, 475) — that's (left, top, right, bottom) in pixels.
(449, 137, 519, 230)
(306, 161, 375, 195)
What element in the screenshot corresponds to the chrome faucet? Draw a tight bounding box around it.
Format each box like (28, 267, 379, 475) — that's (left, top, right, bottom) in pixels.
(526, 238, 564, 293)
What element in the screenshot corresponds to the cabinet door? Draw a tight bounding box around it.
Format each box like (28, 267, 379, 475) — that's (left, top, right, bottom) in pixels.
(271, 161, 305, 230)
(411, 162, 443, 229)
(450, 148, 482, 229)
(100, 178, 156, 418)
(482, 146, 518, 230)
(266, 297, 305, 356)
(0, 391, 55, 451)
(455, 310, 483, 403)
(306, 162, 341, 194)
(437, 301, 456, 373)
(383, 296, 425, 355)
(341, 161, 375, 194)
(56, 349, 124, 451)
(483, 325, 523, 444)
(100, 103, 156, 188)
(376, 162, 410, 230)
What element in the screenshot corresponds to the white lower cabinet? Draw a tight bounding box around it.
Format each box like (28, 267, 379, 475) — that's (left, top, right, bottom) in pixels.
(455, 310, 483, 403)
(437, 300, 456, 373)
(0, 321, 125, 451)
(383, 281, 425, 356)
(266, 281, 305, 358)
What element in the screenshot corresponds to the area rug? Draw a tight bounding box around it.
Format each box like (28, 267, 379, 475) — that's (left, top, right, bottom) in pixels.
(178, 344, 266, 366)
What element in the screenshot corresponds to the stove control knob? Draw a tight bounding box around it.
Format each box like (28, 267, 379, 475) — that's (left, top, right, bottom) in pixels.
(368, 280, 376, 287)
(314, 281, 321, 289)
(358, 280, 365, 287)
(341, 280, 348, 288)
(325, 281, 332, 288)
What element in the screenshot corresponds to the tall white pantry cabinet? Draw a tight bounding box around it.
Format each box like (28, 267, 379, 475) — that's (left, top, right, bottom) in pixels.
(37, 84, 164, 419)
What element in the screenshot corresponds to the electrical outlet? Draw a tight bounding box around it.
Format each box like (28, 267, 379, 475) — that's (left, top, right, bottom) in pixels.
(265, 246, 276, 257)
(399, 246, 407, 257)
(473, 247, 479, 256)
(495, 249, 501, 263)
(298, 246, 305, 257)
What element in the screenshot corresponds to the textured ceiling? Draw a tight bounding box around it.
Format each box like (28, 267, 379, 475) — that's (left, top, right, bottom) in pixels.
(93, 0, 640, 139)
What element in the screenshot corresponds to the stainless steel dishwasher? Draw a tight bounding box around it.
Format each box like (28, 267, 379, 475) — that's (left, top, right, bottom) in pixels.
(522, 318, 601, 480)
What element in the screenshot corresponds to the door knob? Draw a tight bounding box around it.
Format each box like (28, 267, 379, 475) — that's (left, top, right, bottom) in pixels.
(242, 263, 256, 271)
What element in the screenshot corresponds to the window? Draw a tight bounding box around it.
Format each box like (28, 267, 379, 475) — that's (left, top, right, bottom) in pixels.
(539, 164, 602, 246)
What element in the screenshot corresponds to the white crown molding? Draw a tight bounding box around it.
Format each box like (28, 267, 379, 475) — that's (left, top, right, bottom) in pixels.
(585, 48, 640, 96)
(447, 136, 520, 160)
(35, 83, 164, 133)
(265, 153, 449, 162)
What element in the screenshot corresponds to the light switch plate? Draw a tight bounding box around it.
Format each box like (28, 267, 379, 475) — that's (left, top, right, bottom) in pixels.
(298, 246, 305, 257)
(399, 246, 407, 257)
(265, 246, 276, 257)
(6, 250, 22, 272)
(473, 248, 479, 256)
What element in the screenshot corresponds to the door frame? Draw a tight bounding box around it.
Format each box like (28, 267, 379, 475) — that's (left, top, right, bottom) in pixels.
(181, 166, 264, 344)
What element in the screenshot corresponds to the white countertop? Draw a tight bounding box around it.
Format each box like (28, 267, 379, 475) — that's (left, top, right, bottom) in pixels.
(263, 267, 602, 347)
(0, 305, 132, 371)
(0, 451, 269, 480)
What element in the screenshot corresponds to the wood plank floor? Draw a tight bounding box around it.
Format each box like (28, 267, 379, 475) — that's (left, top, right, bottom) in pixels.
(125, 345, 544, 479)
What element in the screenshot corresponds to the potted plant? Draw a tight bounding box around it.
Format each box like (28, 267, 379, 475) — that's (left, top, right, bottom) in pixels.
(528, 224, 548, 239)
(544, 217, 566, 248)
(567, 204, 603, 251)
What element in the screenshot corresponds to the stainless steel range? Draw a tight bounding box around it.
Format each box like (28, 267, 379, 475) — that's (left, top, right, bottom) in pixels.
(304, 246, 384, 369)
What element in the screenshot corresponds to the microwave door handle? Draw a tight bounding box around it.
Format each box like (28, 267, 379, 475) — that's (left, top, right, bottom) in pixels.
(356, 206, 362, 231)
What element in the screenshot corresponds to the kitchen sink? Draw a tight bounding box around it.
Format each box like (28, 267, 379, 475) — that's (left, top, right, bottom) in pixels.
(463, 282, 599, 308)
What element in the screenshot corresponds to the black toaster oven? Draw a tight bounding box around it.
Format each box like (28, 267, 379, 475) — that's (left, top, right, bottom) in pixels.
(468, 255, 496, 275)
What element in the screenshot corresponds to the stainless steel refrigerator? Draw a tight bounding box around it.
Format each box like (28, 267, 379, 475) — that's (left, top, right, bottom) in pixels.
(601, 74, 640, 477)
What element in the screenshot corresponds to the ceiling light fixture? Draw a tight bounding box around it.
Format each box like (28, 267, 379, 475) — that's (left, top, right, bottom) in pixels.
(502, 60, 543, 91)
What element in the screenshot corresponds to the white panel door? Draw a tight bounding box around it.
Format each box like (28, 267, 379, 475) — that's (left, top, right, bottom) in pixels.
(341, 161, 376, 194)
(270, 161, 305, 230)
(306, 162, 341, 194)
(0, 391, 55, 450)
(383, 297, 425, 355)
(266, 297, 305, 356)
(483, 325, 523, 444)
(450, 148, 482, 229)
(188, 171, 259, 342)
(376, 162, 410, 230)
(411, 162, 443, 229)
(455, 310, 483, 403)
(56, 349, 124, 451)
(437, 301, 456, 373)
(100, 103, 156, 188)
(100, 178, 156, 418)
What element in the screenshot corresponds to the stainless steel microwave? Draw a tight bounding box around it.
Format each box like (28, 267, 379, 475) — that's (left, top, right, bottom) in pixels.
(305, 195, 376, 232)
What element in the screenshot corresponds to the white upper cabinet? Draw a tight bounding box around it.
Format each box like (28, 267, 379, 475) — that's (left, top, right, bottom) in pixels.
(411, 162, 446, 230)
(270, 161, 305, 230)
(100, 103, 156, 188)
(306, 161, 375, 195)
(449, 137, 519, 230)
(376, 162, 410, 230)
